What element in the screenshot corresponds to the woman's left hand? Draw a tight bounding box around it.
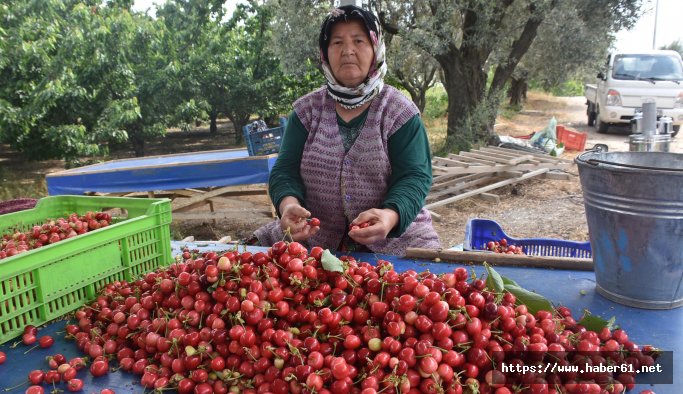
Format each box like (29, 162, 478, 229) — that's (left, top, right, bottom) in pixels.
(348, 208, 399, 245)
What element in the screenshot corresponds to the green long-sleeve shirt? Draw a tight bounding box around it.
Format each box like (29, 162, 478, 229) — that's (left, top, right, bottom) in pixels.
(269, 110, 432, 237)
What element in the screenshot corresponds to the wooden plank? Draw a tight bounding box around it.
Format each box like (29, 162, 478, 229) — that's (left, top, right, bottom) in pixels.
(425, 168, 549, 209)
(433, 157, 480, 168)
(432, 166, 449, 175)
(200, 196, 266, 208)
(172, 184, 268, 211)
(477, 150, 541, 166)
(485, 146, 571, 164)
(446, 153, 497, 166)
(470, 148, 540, 165)
(484, 146, 560, 162)
(172, 210, 273, 220)
(433, 166, 498, 175)
(431, 173, 492, 191)
(428, 176, 495, 201)
(433, 172, 476, 185)
(171, 189, 204, 198)
(405, 248, 593, 271)
(502, 154, 536, 165)
(461, 151, 532, 165)
(96, 190, 167, 198)
(435, 162, 570, 175)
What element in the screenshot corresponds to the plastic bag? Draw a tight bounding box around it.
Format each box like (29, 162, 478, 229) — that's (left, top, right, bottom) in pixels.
(529, 117, 561, 154)
(248, 120, 268, 134)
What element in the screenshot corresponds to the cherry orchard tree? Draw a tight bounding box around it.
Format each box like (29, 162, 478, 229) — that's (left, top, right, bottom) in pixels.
(0, 0, 195, 161)
(172, 0, 315, 144)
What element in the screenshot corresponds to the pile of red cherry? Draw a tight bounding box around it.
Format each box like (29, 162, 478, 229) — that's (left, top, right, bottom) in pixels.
(39, 241, 658, 393)
(1, 211, 112, 260)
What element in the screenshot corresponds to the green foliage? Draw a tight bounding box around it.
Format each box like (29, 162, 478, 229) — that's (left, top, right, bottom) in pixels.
(549, 80, 585, 97)
(528, 78, 585, 97)
(167, 0, 323, 141)
(515, 0, 643, 98)
(499, 104, 522, 119)
(423, 85, 448, 120)
(0, 1, 192, 160)
(268, 0, 329, 77)
(660, 39, 683, 58)
(0, 0, 646, 164)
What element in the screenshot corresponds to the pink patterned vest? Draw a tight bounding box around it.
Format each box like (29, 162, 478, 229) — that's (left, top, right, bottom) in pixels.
(255, 85, 440, 256)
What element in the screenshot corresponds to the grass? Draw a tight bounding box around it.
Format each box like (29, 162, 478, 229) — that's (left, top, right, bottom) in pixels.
(0, 166, 48, 201)
(424, 116, 448, 154)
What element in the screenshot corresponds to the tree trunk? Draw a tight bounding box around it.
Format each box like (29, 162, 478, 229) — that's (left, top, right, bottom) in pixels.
(130, 134, 145, 157)
(403, 86, 425, 114)
(415, 90, 426, 114)
(227, 114, 251, 145)
(436, 49, 490, 153)
(508, 77, 528, 106)
(210, 111, 218, 134)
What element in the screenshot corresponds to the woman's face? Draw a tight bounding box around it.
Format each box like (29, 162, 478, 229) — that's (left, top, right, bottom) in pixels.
(327, 20, 374, 88)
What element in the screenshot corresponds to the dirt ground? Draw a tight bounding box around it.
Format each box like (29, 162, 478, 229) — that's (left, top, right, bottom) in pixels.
(2, 92, 680, 248)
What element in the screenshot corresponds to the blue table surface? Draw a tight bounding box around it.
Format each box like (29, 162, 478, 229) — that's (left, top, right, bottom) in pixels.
(49, 149, 257, 174)
(1, 242, 680, 393)
(45, 149, 278, 195)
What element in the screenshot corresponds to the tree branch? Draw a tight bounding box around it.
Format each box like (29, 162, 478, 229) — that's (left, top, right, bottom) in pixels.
(488, 2, 557, 95)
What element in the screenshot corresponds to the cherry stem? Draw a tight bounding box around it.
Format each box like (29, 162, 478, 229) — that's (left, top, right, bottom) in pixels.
(23, 344, 39, 354)
(3, 379, 29, 391)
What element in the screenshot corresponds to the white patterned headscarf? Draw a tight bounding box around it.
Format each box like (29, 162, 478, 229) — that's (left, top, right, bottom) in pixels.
(318, 5, 387, 109)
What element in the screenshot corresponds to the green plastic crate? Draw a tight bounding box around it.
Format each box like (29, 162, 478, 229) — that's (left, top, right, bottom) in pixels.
(0, 196, 173, 344)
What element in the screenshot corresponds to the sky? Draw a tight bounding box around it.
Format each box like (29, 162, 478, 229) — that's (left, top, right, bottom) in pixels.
(614, 0, 683, 52)
(131, 0, 683, 53)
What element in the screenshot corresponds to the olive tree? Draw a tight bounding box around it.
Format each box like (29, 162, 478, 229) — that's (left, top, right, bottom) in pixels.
(510, 0, 641, 105)
(375, 1, 640, 152)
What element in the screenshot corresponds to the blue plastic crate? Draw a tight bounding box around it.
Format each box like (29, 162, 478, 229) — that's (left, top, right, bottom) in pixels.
(242, 123, 285, 156)
(463, 218, 592, 258)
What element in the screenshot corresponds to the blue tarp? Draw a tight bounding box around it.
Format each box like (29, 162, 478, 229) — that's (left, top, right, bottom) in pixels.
(46, 149, 278, 195)
(0, 243, 679, 392)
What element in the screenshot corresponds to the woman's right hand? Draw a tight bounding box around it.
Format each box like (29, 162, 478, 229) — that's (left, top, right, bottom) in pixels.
(279, 197, 320, 242)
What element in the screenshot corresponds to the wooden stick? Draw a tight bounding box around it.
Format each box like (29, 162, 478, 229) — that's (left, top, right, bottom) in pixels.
(405, 248, 594, 271)
(425, 168, 549, 209)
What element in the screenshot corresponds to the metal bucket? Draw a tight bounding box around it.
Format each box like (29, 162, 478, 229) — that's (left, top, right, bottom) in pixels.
(575, 150, 683, 309)
(629, 134, 671, 152)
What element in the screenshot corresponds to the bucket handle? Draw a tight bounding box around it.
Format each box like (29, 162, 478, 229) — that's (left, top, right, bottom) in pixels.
(581, 159, 683, 172)
(576, 144, 608, 166)
(577, 146, 683, 172)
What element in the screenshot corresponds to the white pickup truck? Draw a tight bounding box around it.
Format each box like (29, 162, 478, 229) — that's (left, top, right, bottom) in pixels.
(584, 50, 683, 137)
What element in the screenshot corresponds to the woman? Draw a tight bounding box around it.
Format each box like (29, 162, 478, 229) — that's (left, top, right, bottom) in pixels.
(252, 5, 440, 256)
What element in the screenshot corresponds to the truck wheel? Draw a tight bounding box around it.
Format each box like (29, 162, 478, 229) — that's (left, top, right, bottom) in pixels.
(672, 125, 679, 138)
(587, 103, 596, 126)
(595, 107, 609, 133)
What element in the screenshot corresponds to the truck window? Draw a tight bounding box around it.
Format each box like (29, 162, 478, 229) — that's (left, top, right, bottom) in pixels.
(612, 54, 683, 80)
